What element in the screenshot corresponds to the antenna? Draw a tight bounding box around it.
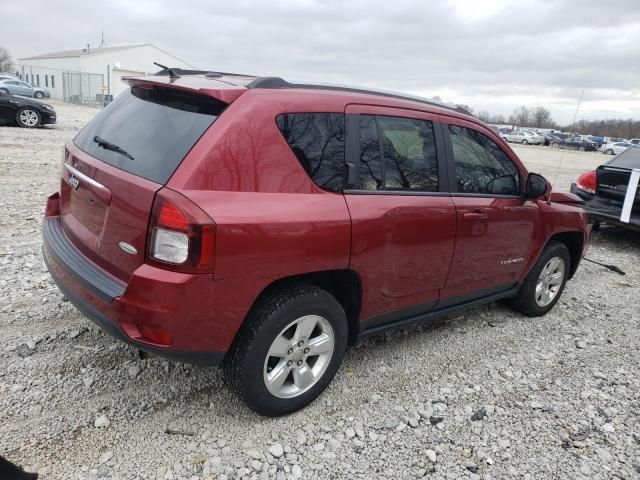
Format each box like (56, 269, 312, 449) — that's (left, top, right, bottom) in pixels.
(99, 29, 106, 48)
(553, 90, 584, 185)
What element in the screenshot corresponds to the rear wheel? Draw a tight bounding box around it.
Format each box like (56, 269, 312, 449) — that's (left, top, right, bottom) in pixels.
(579, 145, 586, 152)
(606, 149, 614, 155)
(551, 142, 559, 149)
(34, 91, 44, 99)
(224, 283, 348, 416)
(16, 107, 41, 128)
(512, 241, 570, 317)
(522, 140, 528, 145)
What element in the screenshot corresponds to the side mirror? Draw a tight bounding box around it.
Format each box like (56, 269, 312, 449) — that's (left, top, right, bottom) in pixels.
(525, 173, 548, 198)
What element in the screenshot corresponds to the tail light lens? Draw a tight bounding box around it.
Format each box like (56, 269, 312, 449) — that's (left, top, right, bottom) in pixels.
(576, 171, 597, 194)
(146, 188, 215, 273)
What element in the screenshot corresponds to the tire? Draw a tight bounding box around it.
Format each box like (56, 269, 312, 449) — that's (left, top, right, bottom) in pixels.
(579, 146, 586, 152)
(224, 283, 348, 416)
(34, 91, 44, 99)
(16, 107, 41, 128)
(522, 140, 528, 145)
(512, 240, 570, 317)
(551, 142, 559, 149)
(606, 149, 614, 155)
(0, 88, 8, 94)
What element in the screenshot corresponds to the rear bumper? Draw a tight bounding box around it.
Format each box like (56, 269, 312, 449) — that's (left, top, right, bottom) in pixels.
(42, 203, 227, 366)
(570, 183, 640, 230)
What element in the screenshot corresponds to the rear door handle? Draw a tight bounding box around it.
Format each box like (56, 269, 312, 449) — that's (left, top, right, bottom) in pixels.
(463, 212, 489, 221)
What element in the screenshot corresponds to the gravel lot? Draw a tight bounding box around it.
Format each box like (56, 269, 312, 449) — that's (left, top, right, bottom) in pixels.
(1, 102, 639, 480)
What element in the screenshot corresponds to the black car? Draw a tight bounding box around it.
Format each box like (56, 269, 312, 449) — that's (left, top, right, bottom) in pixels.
(559, 136, 598, 151)
(0, 90, 56, 128)
(571, 146, 640, 230)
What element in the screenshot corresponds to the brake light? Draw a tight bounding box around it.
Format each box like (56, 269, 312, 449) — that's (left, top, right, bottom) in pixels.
(576, 171, 597, 194)
(146, 188, 216, 273)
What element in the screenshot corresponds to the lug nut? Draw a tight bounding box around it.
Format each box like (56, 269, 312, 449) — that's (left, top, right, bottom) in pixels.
(297, 360, 303, 366)
(287, 360, 292, 367)
(304, 348, 309, 354)
(298, 341, 304, 347)
(288, 348, 293, 355)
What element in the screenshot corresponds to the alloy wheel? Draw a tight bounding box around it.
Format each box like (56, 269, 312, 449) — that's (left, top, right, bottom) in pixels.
(535, 256, 565, 307)
(19, 109, 39, 127)
(263, 314, 335, 399)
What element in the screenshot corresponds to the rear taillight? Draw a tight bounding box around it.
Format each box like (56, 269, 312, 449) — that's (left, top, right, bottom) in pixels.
(146, 188, 215, 273)
(576, 171, 597, 194)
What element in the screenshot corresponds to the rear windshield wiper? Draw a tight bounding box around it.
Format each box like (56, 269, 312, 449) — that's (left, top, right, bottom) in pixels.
(93, 136, 134, 161)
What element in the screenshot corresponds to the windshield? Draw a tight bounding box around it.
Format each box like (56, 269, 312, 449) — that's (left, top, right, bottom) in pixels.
(74, 86, 226, 184)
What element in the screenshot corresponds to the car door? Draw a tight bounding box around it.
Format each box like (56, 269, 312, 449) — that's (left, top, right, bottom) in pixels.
(343, 104, 456, 327)
(0, 91, 14, 121)
(438, 116, 539, 305)
(17, 81, 34, 97)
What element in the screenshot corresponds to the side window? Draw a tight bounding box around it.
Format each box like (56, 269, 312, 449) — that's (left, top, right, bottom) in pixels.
(448, 124, 520, 195)
(358, 114, 438, 192)
(276, 113, 345, 192)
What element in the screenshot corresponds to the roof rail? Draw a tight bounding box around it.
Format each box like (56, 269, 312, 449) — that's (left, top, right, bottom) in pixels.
(246, 77, 468, 114)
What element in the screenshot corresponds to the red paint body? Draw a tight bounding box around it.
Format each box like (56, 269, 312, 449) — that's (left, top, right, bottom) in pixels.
(43, 74, 590, 360)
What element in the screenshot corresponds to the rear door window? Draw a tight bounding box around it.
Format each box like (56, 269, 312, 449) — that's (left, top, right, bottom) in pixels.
(357, 114, 439, 192)
(74, 86, 226, 184)
(276, 113, 345, 191)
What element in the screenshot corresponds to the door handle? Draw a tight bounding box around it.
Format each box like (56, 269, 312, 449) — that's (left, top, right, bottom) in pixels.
(463, 212, 489, 221)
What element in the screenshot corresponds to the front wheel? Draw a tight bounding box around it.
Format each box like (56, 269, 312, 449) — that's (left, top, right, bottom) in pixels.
(16, 107, 41, 128)
(551, 142, 559, 149)
(512, 241, 570, 317)
(579, 146, 586, 152)
(522, 140, 528, 145)
(224, 283, 348, 416)
(606, 149, 614, 155)
(34, 91, 44, 99)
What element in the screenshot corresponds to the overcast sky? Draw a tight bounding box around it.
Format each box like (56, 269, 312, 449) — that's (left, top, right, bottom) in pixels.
(2, 0, 639, 124)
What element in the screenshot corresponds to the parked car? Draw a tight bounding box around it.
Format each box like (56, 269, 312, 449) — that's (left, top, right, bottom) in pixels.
(0, 90, 56, 127)
(0, 79, 50, 99)
(543, 134, 561, 147)
(630, 138, 640, 145)
(587, 136, 606, 148)
(601, 142, 633, 155)
(524, 131, 545, 144)
(504, 130, 543, 145)
(571, 146, 640, 230)
(559, 136, 598, 151)
(42, 70, 590, 415)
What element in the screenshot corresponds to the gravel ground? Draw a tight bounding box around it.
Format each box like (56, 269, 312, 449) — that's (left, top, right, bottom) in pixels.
(1, 102, 639, 480)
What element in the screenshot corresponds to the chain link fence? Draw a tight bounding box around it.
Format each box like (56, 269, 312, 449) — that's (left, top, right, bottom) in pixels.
(62, 71, 106, 106)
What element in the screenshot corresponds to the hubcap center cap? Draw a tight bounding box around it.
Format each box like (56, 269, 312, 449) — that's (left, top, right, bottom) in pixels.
(291, 348, 304, 362)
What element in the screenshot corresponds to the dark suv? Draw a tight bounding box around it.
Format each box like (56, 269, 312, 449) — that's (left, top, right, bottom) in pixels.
(43, 70, 590, 415)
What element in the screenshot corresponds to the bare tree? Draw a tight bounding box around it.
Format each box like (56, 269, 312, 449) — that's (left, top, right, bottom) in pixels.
(476, 110, 491, 123)
(511, 106, 531, 127)
(532, 106, 553, 128)
(489, 113, 506, 124)
(0, 46, 13, 73)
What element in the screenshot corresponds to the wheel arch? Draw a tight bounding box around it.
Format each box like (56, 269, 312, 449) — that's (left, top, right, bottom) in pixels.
(546, 231, 583, 279)
(233, 269, 363, 349)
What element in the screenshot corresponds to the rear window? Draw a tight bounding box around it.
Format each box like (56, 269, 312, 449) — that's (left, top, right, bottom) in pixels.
(74, 86, 226, 184)
(608, 146, 640, 169)
(276, 113, 345, 191)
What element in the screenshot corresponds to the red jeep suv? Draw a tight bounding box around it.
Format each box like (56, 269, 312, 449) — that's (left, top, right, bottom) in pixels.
(43, 69, 590, 415)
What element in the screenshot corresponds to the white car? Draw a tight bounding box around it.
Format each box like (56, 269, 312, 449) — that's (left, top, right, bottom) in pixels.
(601, 142, 634, 155)
(504, 131, 543, 145)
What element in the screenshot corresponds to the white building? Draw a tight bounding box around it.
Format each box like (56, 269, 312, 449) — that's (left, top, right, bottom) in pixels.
(16, 44, 194, 103)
